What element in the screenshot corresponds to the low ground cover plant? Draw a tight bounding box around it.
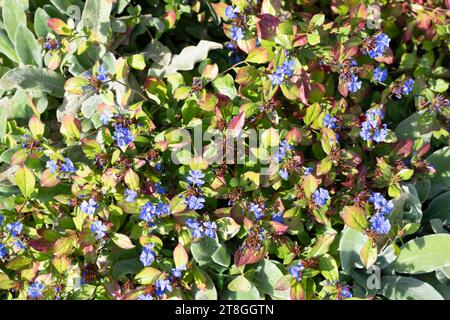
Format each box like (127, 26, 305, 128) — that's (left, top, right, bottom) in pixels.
(0, 0, 449, 300)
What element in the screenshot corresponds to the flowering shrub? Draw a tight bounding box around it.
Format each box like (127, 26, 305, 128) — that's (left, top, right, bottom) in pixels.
(0, 0, 449, 301)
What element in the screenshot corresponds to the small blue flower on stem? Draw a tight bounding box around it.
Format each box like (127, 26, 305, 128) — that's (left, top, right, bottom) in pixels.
(203, 221, 217, 238)
(370, 213, 391, 235)
(230, 26, 244, 41)
(373, 66, 387, 82)
(138, 294, 154, 300)
(46, 160, 57, 174)
(323, 114, 337, 129)
(186, 219, 203, 239)
(373, 124, 389, 143)
(125, 189, 138, 203)
(272, 212, 284, 224)
(304, 167, 313, 175)
(140, 243, 156, 267)
(28, 281, 45, 299)
(60, 158, 77, 173)
(338, 285, 353, 299)
(348, 74, 362, 93)
(100, 110, 113, 125)
(279, 168, 289, 180)
(96, 67, 109, 82)
(281, 59, 295, 78)
(249, 202, 264, 220)
(0, 244, 8, 259)
(0, 213, 4, 225)
(268, 67, 284, 86)
(91, 221, 107, 240)
(186, 195, 205, 210)
(172, 265, 187, 278)
(313, 188, 330, 207)
(154, 279, 172, 298)
(289, 261, 304, 282)
(186, 170, 205, 186)
(6, 221, 23, 237)
(155, 182, 167, 195)
(225, 5, 240, 20)
(402, 79, 414, 95)
(80, 198, 98, 215)
(365, 33, 390, 58)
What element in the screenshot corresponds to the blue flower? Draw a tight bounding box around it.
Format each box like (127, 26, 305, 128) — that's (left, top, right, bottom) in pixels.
(348, 74, 362, 93)
(137, 294, 154, 300)
(125, 189, 138, 203)
(304, 167, 313, 175)
(6, 221, 23, 237)
(44, 38, 60, 50)
(369, 192, 394, 215)
(80, 198, 98, 215)
(272, 212, 284, 224)
(249, 202, 264, 220)
(140, 201, 170, 226)
(186, 195, 205, 210)
(373, 124, 389, 143)
(112, 125, 135, 148)
(268, 67, 284, 86)
(172, 264, 187, 278)
(281, 59, 295, 78)
(313, 188, 330, 207)
(279, 168, 289, 180)
(373, 66, 387, 82)
(60, 158, 77, 173)
(366, 33, 390, 58)
(154, 279, 172, 298)
(402, 79, 414, 95)
(370, 213, 391, 235)
(28, 281, 45, 299)
(203, 221, 217, 238)
(155, 182, 167, 195)
(339, 285, 353, 299)
(0, 244, 8, 259)
(225, 5, 240, 20)
(91, 221, 107, 240)
(186, 170, 205, 186)
(230, 26, 244, 41)
(0, 214, 3, 225)
(100, 110, 113, 125)
(289, 261, 304, 282)
(46, 160, 57, 174)
(276, 140, 294, 162)
(186, 219, 203, 239)
(140, 243, 156, 267)
(13, 240, 26, 251)
(96, 67, 109, 82)
(323, 114, 337, 129)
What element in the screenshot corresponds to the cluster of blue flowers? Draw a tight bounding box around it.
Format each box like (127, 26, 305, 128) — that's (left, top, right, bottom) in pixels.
(82, 67, 110, 92)
(185, 170, 206, 210)
(313, 188, 330, 207)
(277, 140, 294, 180)
(172, 264, 187, 278)
(249, 202, 265, 220)
(125, 189, 138, 202)
(289, 261, 304, 282)
(368, 192, 393, 235)
(140, 201, 170, 227)
(112, 125, 135, 148)
(80, 198, 98, 215)
(364, 33, 391, 58)
(360, 108, 389, 144)
(338, 285, 353, 299)
(339, 59, 362, 93)
(28, 281, 46, 299)
(43, 37, 60, 51)
(0, 218, 25, 259)
(46, 158, 77, 175)
(154, 278, 173, 298)
(186, 219, 217, 239)
(268, 58, 295, 86)
(140, 243, 157, 267)
(226, 5, 244, 42)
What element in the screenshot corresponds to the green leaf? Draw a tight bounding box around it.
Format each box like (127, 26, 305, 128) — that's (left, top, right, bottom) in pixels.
(14, 165, 35, 198)
(246, 47, 273, 64)
(340, 206, 368, 232)
(381, 275, 443, 300)
(429, 79, 449, 93)
(80, 0, 113, 43)
(310, 14, 325, 27)
(111, 233, 135, 249)
(253, 259, 288, 299)
(113, 258, 142, 280)
(426, 146, 450, 199)
(211, 245, 231, 267)
(216, 217, 240, 241)
(2, 0, 27, 42)
(0, 30, 19, 63)
(34, 8, 52, 38)
(212, 74, 237, 99)
(308, 229, 337, 258)
(190, 237, 219, 266)
(393, 234, 450, 274)
(0, 66, 65, 98)
(302, 174, 319, 199)
(399, 53, 416, 69)
(359, 238, 378, 269)
(15, 25, 42, 68)
(228, 275, 252, 292)
(424, 191, 450, 224)
(134, 267, 161, 285)
(192, 270, 217, 300)
(173, 243, 188, 268)
(339, 226, 368, 273)
(6, 256, 32, 270)
(307, 30, 320, 45)
(128, 54, 146, 70)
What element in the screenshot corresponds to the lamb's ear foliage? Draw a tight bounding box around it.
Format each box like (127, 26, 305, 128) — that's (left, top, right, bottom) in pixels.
(0, 0, 449, 301)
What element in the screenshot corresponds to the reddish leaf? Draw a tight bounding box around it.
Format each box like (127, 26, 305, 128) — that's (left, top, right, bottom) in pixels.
(28, 238, 52, 252)
(256, 14, 280, 40)
(234, 247, 266, 267)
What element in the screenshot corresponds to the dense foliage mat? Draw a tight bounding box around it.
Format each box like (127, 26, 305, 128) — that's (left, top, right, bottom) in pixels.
(0, 0, 449, 300)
